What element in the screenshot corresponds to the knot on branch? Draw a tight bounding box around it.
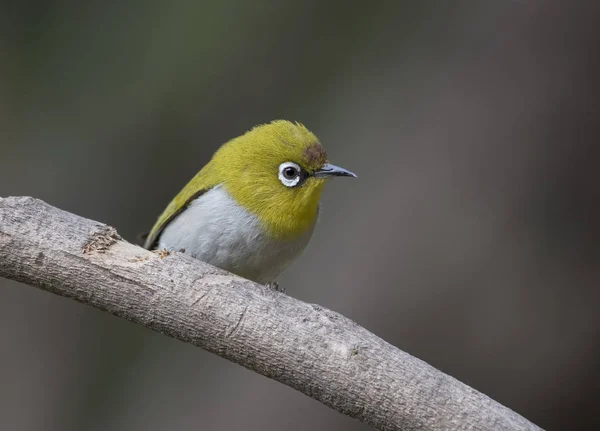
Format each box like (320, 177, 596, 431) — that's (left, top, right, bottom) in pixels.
(82, 226, 121, 254)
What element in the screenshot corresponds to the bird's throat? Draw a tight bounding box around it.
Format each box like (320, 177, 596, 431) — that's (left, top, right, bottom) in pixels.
(225, 181, 323, 241)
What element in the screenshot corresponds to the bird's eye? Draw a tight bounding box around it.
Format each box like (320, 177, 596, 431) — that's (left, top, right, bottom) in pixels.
(283, 166, 298, 179)
(278, 162, 303, 187)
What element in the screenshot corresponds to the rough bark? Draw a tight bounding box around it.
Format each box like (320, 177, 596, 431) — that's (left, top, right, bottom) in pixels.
(0, 196, 543, 431)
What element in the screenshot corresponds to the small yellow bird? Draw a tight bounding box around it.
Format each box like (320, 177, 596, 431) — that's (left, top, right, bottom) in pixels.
(144, 120, 355, 288)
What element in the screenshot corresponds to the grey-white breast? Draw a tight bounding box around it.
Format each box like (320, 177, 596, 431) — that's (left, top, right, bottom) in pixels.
(158, 185, 316, 284)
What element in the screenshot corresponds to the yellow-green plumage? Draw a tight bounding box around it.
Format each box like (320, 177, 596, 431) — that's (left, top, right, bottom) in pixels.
(145, 120, 328, 248)
(144, 120, 355, 284)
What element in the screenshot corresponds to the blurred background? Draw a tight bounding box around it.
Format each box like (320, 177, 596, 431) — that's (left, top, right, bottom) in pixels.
(1, 1, 599, 430)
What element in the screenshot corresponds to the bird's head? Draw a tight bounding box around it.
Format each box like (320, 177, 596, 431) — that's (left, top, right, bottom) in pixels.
(210, 120, 356, 239)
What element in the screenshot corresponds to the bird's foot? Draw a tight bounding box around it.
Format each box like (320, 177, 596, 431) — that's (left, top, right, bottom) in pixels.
(266, 281, 286, 294)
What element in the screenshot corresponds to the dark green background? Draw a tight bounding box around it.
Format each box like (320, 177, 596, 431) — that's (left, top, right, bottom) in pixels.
(1, 2, 599, 430)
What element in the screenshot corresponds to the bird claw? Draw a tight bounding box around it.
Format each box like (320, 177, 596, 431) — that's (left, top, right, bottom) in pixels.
(266, 281, 286, 294)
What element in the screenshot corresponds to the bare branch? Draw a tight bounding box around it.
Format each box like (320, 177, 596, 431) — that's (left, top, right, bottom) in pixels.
(0, 196, 543, 431)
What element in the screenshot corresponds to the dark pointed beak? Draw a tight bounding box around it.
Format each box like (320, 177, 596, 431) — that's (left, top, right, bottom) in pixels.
(313, 163, 357, 179)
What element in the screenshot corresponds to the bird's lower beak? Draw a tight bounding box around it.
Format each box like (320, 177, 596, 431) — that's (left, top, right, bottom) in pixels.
(314, 163, 357, 179)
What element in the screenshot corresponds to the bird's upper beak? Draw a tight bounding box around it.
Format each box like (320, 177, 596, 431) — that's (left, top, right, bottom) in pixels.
(313, 163, 357, 179)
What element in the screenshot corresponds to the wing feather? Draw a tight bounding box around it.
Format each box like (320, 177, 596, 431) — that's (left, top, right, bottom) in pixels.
(143, 163, 218, 249)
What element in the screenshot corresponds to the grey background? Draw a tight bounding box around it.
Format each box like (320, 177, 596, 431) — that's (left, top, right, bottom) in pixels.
(1, 1, 599, 430)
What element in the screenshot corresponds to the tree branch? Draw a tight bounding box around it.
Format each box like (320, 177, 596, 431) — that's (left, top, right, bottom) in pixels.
(0, 196, 543, 431)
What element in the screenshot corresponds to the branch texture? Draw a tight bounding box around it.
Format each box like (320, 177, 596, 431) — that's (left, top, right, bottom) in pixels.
(0, 197, 543, 431)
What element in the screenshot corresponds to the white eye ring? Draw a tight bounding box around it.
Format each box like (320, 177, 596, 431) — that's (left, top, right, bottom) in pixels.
(278, 162, 301, 187)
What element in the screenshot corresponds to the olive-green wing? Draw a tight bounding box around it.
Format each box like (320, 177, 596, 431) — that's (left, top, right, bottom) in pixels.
(143, 164, 217, 250)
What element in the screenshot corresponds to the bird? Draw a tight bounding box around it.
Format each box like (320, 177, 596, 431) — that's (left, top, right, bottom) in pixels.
(143, 120, 356, 290)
